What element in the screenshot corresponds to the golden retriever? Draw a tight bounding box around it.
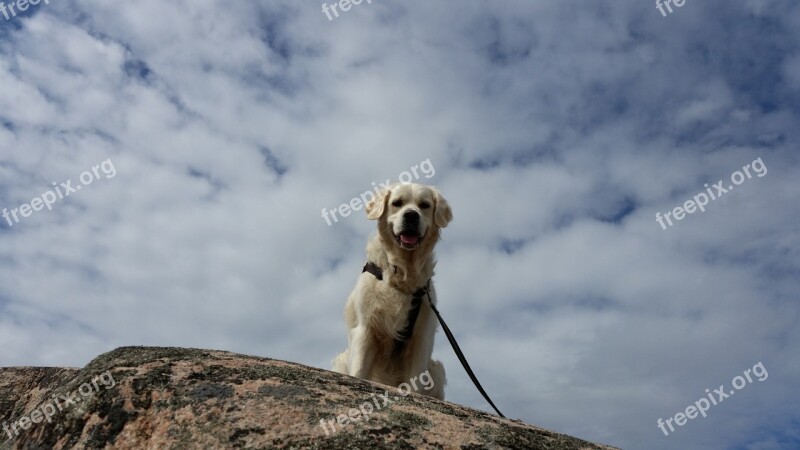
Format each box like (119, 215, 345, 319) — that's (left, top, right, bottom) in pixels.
(332, 183, 452, 399)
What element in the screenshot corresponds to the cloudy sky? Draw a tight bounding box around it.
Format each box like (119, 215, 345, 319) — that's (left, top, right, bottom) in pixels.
(1, 0, 798, 448)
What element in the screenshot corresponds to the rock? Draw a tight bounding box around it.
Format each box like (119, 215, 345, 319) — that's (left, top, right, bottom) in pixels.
(0, 347, 618, 449)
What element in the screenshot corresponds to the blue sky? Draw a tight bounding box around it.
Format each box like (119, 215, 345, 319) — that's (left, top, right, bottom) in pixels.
(1, 1, 798, 449)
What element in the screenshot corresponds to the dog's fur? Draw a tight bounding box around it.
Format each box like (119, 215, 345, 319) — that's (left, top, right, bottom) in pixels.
(332, 183, 452, 399)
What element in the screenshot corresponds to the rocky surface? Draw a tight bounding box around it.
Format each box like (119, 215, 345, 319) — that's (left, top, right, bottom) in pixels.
(0, 347, 618, 449)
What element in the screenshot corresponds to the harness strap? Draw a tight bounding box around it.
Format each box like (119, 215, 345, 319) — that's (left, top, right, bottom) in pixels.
(362, 262, 383, 280)
(393, 287, 425, 356)
(362, 262, 424, 356)
(360, 262, 505, 418)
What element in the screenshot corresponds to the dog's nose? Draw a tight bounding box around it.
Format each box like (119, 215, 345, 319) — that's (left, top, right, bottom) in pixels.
(403, 210, 420, 224)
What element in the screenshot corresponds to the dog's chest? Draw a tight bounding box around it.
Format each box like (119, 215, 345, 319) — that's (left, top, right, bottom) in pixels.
(371, 292, 416, 331)
(360, 262, 430, 338)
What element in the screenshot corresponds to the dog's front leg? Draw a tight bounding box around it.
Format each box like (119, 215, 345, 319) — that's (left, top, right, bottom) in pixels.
(347, 325, 377, 379)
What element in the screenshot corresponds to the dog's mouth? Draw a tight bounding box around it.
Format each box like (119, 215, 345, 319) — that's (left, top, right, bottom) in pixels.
(395, 231, 423, 250)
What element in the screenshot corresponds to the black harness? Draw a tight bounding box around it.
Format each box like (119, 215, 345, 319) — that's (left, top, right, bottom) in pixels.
(360, 261, 506, 418)
(362, 262, 427, 356)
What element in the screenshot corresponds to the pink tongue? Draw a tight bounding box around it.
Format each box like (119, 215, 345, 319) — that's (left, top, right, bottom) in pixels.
(400, 234, 419, 245)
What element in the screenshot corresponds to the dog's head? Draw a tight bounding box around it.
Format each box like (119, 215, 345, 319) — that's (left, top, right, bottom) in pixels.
(366, 183, 452, 252)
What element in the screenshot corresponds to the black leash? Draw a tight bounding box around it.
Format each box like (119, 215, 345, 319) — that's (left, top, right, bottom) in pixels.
(423, 282, 506, 418)
(361, 262, 505, 418)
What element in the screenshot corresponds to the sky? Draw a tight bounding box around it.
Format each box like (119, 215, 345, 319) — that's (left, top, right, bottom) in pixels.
(0, 0, 798, 449)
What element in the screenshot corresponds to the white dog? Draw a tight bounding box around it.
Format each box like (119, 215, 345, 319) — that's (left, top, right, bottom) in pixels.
(332, 183, 452, 399)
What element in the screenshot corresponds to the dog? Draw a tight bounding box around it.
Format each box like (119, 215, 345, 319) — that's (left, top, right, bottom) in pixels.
(332, 183, 452, 399)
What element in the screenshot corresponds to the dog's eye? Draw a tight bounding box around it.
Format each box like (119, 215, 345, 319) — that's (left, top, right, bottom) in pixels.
(391, 199, 403, 207)
(419, 202, 431, 209)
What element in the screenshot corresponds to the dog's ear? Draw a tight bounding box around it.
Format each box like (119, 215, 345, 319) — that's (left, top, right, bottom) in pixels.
(433, 189, 453, 228)
(366, 186, 391, 220)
